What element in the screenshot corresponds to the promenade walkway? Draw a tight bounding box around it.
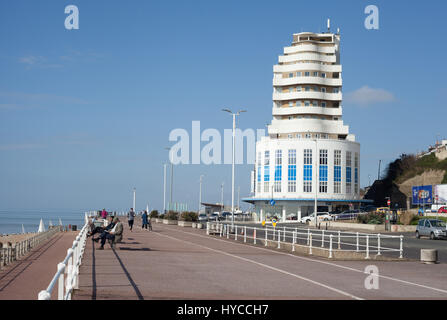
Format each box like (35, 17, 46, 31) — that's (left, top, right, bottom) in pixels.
(0, 231, 79, 300)
(73, 221, 447, 300)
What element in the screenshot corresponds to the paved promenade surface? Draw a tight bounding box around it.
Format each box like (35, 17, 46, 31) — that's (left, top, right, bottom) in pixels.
(73, 222, 447, 300)
(0, 231, 78, 300)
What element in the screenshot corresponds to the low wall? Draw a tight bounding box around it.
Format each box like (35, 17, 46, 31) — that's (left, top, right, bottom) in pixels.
(178, 221, 192, 227)
(391, 225, 417, 232)
(162, 219, 178, 225)
(324, 221, 385, 232)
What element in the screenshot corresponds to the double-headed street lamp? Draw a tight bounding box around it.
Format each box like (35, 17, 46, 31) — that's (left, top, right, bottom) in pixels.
(222, 108, 246, 228)
(165, 147, 174, 211)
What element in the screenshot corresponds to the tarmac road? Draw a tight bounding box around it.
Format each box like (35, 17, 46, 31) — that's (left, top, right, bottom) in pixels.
(74, 223, 447, 300)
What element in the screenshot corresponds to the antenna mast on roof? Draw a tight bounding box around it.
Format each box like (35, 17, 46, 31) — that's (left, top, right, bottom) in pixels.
(327, 18, 331, 32)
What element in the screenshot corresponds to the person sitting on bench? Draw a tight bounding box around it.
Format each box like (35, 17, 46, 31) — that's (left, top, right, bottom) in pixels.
(88, 215, 114, 239)
(99, 217, 123, 250)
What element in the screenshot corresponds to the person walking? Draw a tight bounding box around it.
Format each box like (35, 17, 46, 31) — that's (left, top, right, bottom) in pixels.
(127, 208, 136, 231)
(142, 210, 149, 230)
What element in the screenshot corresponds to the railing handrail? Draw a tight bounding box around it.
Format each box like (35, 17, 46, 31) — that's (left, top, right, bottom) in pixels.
(38, 221, 89, 300)
(207, 222, 404, 259)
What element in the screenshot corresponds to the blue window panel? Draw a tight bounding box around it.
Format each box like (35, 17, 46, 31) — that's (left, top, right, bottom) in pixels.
(304, 165, 312, 181)
(257, 167, 261, 182)
(319, 165, 328, 182)
(346, 167, 352, 183)
(334, 166, 341, 182)
(275, 166, 282, 181)
(264, 166, 270, 182)
(355, 168, 358, 183)
(288, 165, 296, 181)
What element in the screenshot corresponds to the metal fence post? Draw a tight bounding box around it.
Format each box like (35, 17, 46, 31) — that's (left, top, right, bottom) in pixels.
(58, 263, 66, 300)
(235, 225, 238, 241)
(377, 234, 381, 255)
(283, 227, 286, 242)
(206, 222, 210, 235)
(338, 230, 341, 250)
(265, 228, 268, 246)
(356, 232, 359, 252)
(292, 231, 296, 252)
(329, 234, 333, 259)
(399, 235, 403, 259)
(309, 233, 313, 255)
(254, 228, 256, 245)
(227, 225, 229, 239)
(307, 228, 310, 245)
(277, 230, 280, 249)
(244, 226, 247, 243)
(321, 230, 325, 248)
(365, 235, 370, 259)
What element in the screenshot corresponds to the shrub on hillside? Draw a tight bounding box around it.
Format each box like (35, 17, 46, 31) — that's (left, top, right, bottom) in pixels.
(165, 210, 179, 221)
(149, 210, 159, 218)
(357, 212, 385, 225)
(180, 211, 198, 222)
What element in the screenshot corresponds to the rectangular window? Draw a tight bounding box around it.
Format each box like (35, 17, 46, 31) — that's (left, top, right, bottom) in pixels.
(333, 88, 339, 93)
(321, 87, 326, 93)
(313, 71, 318, 77)
(305, 86, 310, 92)
(355, 153, 359, 194)
(264, 151, 270, 193)
(304, 101, 310, 106)
(319, 150, 328, 193)
(288, 150, 297, 192)
(321, 102, 327, 108)
(257, 152, 262, 193)
(274, 150, 282, 192)
(334, 150, 341, 194)
(303, 149, 312, 193)
(305, 71, 310, 77)
(297, 86, 302, 92)
(289, 101, 294, 107)
(296, 72, 302, 77)
(346, 151, 352, 194)
(289, 73, 294, 78)
(321, 73, 326, 78)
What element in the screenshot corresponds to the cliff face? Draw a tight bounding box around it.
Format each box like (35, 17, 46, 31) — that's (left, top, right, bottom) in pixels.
(364, 153, 447, 209)
(397, 169, 444, 200)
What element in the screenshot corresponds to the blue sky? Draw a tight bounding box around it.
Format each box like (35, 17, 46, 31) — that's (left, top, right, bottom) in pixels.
(0, 0, 446, 212)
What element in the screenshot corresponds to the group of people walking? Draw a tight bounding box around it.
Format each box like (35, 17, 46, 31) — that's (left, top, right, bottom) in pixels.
(127, 208, 152, 231)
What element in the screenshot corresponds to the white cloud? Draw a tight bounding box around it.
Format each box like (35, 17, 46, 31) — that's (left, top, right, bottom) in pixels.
(345, 86, 395, 106)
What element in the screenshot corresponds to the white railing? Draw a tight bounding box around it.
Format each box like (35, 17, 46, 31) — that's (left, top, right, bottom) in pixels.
(0, 227, 63, 270)
(207, 222, 404, 260)
(38, 222, 89, 300)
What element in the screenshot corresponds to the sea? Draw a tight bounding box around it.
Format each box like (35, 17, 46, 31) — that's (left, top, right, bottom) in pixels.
(0, 210, 86, 235)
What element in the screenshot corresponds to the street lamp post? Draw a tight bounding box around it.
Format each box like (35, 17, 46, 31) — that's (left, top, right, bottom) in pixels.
(165, 147, 173, 211)
(220, 182, 224, 211)
(199, 175, 204, 213)
(222, 108, 246, 228)
(163, 163, 167, 213)
(133, 188, 136, 212)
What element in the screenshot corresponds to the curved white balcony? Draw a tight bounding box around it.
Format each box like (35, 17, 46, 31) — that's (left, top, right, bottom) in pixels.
(273, 91, 342, 101)
(273, 63, 342, 74)
(273, 76, 342, 87)
(268, 119, 350, 135)
(283, 44, 335, 55)
(272, 106, 343, 117)
(279, 53, 336, 64)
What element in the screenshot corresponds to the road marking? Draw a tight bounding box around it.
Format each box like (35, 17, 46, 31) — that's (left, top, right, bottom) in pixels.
(154, 229, 363, 300)
(163, 225, 447, 296)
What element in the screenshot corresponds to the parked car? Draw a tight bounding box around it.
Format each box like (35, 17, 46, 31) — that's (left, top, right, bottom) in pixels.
(300, 212, 332, 224)
(332, 210, 358, 221)
(438, 206, 447, 214)
(198, 213, 208, 222)
(220, 211, 232, 220)
(209, 213, 220, 221)
(416, 219, 447, 240)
